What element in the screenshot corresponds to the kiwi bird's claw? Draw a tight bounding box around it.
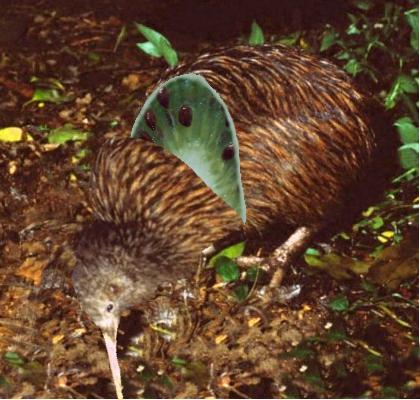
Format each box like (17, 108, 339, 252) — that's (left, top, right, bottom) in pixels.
(258, 284, 302, 304)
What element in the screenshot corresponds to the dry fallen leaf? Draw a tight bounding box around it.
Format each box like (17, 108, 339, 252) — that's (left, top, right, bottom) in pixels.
(368, 240, 419, 289)
(122, 73, 142, 91)
(52, 334, 65, 344)
(247, 317, 261, 328)
(15, 256, 49, 286)
(215, 334, 228, 344)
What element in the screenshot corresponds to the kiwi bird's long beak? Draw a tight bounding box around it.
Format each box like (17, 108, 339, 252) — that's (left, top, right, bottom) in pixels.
(102, 317, 123, 400)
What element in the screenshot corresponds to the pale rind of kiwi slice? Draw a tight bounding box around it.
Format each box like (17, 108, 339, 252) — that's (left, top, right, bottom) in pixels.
(131, 73, 246, 223)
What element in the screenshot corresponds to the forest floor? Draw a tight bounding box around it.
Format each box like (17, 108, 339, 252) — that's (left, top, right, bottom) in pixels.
(0, 1, 418, 398)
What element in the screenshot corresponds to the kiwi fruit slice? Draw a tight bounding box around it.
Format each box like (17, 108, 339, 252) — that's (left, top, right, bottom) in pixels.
(131, 73, 246, 223)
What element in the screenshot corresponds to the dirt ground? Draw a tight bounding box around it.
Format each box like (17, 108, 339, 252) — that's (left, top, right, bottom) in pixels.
(0, 1, 418, 398)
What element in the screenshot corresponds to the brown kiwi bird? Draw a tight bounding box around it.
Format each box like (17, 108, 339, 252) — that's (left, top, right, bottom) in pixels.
(72, 45, 393, 398)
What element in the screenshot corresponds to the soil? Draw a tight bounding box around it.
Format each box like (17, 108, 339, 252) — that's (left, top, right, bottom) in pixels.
(0, 1, 418, 399)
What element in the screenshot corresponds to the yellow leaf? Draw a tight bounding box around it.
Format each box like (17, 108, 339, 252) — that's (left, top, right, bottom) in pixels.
(215, 334, 227, 344)
(72, 328, 86, 338)
(362, 206, 376, 217)
(42, 143, 60, 152)
(0, 127, 23, 142)
(378, 236, 388, 243)
(247, 317, 261, 328)
(299, 37, 309, 48)
(57, 375, 68, 387)
(298, 304, 311, 319)
(52, 334, 65, 344)
(382, 231, 394, 238)
(8, 161, 17, 174)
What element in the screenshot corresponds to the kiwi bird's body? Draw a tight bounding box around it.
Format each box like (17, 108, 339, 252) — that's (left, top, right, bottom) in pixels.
(73, 44, 384, 400)
(89, 45, 376, 260)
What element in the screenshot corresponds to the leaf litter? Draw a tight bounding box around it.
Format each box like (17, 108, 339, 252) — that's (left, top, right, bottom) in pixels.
(0, 1, 418, 399)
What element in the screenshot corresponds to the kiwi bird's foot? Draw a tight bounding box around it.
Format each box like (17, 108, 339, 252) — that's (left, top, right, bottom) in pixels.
(237, 226, 316, 290)
(257, 284, 302, 304)
(236, 255, 288, 288)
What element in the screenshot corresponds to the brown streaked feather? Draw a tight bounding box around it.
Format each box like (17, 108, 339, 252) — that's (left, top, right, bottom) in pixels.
(88, 43, 380, 275)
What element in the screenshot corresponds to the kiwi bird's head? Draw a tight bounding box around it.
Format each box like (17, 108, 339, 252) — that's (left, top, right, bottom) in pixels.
(72, 222, 161, 328)
(72, 220, 174, 400)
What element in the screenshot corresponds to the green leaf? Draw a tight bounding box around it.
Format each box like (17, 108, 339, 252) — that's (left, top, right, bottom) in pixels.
(138, 366, 155, 383)
(280, 346, 315, 359)
(336, 50, 350, 60)
(245, 266, 259, 282)
(344, 59, 363, 76)
(304, 253, 325, 267)
(405, 8, 419, 51)
(305, 247, 321, 256)
(352, 0, 373, 11)
(384, 75, 418, 109)
(0, 375, 11, 387)
(346, 23, 361, 35)
(364, 354, 385, 373)
(30, 76, 65, 90)
(209, 242, 245, 266)
(248, 21, 265, 46)
(277, 31, 300, 47)
(304, 373, 325, 390)
(135, 23, 166, 46)
(136, 41, 162, 58)
(30, 88, 71, 104)
(3, 351, 25, 367)
(159, 39, 179, 67)
(381, 386, 399, 399)
(394, 117, 419, 144)
(233, 284, 249, 301)
(361, 280, 376, 293)
(87, 51, 101, 63)
(328, 294, 350, 312)
(171, 357, 187, 366)
(398, 74, 418, 94)
(215, 256, 240, 282)
(370, 216, 385, 230)
(159, 374, 174, 389)
(135, 23, 178, 67)
(320, 30, 337, 52)
(326, 329, 347, 341)
(398, 143, 419, 170)
(347, 13, 359, 25)
(47, 124, 90, 144)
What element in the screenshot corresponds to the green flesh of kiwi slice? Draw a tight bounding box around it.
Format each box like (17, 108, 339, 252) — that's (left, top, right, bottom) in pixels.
(131, 73, 246, 223)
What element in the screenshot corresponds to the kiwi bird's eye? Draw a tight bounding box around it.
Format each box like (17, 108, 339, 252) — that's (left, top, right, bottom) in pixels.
(106, 303, 114, 312)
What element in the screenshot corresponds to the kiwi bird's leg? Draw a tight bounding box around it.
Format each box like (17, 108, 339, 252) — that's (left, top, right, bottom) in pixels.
(102, 317, 123, 400)
(268, 226, 315, 287)
(205, 230, 245, 258)
(237, 226, 316, 287)
(200, 231, 245, 266)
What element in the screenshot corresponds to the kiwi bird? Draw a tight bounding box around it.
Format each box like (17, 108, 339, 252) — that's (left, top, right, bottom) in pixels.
(72, 45, 390, 398)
